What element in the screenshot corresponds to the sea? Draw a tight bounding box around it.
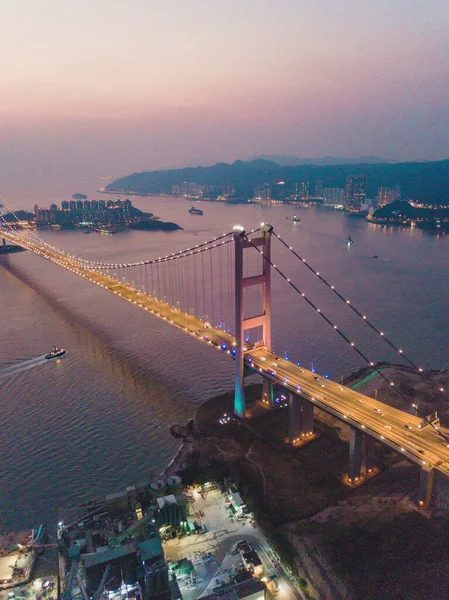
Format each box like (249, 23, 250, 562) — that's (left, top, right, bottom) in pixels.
(1, 186, 449, 530)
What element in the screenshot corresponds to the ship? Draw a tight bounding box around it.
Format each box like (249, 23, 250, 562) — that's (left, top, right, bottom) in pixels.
(45, 347, 67, 360)
(189, 206, 203, 215)
(95, 226, 117, 234)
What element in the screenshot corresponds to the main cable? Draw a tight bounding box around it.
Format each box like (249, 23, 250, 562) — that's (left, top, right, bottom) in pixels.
(244, 232, 449, 444)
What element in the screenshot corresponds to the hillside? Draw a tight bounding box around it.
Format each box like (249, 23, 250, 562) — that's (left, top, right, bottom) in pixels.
(106, 158, 449, 204)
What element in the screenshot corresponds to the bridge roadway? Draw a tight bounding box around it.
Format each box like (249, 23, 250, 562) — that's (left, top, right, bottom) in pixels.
(3, 230, 449, 478)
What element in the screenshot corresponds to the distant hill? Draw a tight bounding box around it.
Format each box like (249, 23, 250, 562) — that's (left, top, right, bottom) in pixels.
(106, 158, 449, 205)
(247, 154, 395, 166)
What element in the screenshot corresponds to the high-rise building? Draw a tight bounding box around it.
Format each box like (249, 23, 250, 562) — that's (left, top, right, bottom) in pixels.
(323, 187, 345, 205)
(315, 180, 323, 197)
(377, 186, 401, 207)
(254, 183, 271, 200)
(345, 175, 367, 212)
(61, 201, 69, 210)
(299, 181, 309, 199)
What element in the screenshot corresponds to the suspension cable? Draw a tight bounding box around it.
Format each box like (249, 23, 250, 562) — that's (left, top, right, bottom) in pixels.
(244, 232, 449, 444)
(273, 228, 449, 412)
(273, 230, 427, 370)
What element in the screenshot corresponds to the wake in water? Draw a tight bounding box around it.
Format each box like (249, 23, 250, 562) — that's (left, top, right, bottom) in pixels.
(0, 355, 50, 382)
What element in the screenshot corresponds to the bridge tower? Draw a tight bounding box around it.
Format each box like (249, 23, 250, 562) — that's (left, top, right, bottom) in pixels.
(234, 224, 273, 418)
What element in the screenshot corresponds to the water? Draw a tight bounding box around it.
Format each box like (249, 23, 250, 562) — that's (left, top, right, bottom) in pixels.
(1, 194, 449, 530)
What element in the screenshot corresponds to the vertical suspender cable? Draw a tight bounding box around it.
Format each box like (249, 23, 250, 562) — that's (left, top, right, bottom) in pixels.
(219, 243, 224, 328)
(209, 246, 215, 326)
(201, 250, 206, 320)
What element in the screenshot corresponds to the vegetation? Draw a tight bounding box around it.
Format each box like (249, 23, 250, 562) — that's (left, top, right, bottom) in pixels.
(106, 158, 449, 204)
(372, 200, 449, 221)
(1, 210, 35, 222)
(319, 513, 449, 599)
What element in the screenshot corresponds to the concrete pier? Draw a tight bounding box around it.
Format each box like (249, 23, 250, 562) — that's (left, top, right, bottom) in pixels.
(262, 378, 274, 406)
(417, 467, 435, 509)
(348, 429, 377, 482)
(363, 434, 376, 474)
(288, 393, 314, 444)
(348, 428, 364, 482)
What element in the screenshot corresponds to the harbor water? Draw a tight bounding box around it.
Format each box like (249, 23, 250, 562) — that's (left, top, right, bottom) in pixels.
(1, 194, 449, 530)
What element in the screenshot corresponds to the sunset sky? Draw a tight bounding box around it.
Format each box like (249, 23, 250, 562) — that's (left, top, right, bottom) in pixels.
(1, 0, 448, 198)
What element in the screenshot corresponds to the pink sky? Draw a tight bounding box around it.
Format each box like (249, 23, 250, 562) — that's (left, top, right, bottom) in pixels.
(1, 0, 448, 199)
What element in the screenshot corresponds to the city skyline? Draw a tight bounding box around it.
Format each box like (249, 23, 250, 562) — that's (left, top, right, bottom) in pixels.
(1, 0, 448, 200)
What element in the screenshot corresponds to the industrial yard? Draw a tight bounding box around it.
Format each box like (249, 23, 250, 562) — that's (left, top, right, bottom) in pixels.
(54, 473, 291, 600)
(163, 483, 296, 599)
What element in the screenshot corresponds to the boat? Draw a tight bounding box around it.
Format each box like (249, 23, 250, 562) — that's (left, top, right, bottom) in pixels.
(373, 254, 379, 259)
(188, 206, 203, 215)
(292, 216, 301, 223)
(45, 347, 67, 360)
(95, 226, 117, 234)
(347, 236, 354, 246)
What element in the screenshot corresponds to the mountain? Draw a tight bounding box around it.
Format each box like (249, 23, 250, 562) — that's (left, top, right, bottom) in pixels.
(247, 154, 395, 166)
(105, 158, 449, 205)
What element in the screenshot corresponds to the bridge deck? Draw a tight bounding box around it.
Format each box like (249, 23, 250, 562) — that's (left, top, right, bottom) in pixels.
(3, 229, 449, 477)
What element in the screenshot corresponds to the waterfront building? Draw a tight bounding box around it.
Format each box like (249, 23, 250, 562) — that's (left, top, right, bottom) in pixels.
(59, 484, 171, 600)
(377, 186, 401, 207)
(33, 198, 140, 227)
(323, 187, 345, 205)
(253, 183, 271, 201)
(345, 175, 367, 212)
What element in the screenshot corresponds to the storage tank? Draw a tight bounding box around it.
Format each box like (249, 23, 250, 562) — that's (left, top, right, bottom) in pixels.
(150, 480, 166, 497)
(167, 475, 183, 496)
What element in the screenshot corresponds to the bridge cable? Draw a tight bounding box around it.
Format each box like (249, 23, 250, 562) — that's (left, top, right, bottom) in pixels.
(273, 229, 448, 406)
(201, 250, 206, 321)
(244, 232, 449, 445)
(219, 243, 224, 328)
(210, 247, 215, 326)
(0, 198, 236, 268)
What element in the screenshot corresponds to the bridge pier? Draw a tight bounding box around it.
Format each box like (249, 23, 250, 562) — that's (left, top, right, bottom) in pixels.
(348, 429, 376, 483)
(417, 467, 435, 509)
(262, 378, 274, 406)
(363, 434, 376, 475)
(348, 428, 363, 482)
(288, 393, 314, 444)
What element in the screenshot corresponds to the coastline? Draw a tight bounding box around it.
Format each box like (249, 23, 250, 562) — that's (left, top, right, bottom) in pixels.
(158, 438, 195, 480)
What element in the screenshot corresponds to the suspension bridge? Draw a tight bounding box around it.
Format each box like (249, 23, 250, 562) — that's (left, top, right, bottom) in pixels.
(1, 216, 449, 509)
